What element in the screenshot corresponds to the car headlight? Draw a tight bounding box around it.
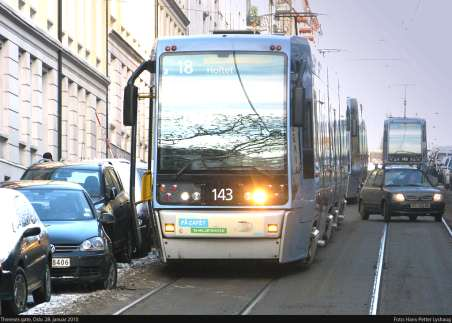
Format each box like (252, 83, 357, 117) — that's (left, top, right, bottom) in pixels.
(392, 193, 405, 203)
(433, 193, 443, 202)
(80, 237, 105, 251)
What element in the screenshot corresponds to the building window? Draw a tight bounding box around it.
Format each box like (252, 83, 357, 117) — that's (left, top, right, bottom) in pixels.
(30, 6, 36, 19)
(47, 19, 54, 32)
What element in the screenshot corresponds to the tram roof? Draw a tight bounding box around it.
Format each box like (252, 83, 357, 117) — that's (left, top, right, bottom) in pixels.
(155, 34, 311, 53)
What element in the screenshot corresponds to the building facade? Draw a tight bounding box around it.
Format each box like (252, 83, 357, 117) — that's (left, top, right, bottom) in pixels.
(0, 0, 190, 181)
(177, 0, 247, 35)
(0, 0, 245, 181)
(0, 0, 109, 181)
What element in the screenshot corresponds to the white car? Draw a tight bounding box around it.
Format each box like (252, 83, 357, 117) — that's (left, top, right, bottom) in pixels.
(0, 188, 51, 315)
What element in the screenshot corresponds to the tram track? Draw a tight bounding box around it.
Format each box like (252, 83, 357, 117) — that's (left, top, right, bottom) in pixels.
(113, 279, 180, 315)
(112, 266, 279, 315)
(239, 278, 277, 315)
(368, 223, 388, 315)
(369, 215, 452, 316)
(111, 209, 452, 316)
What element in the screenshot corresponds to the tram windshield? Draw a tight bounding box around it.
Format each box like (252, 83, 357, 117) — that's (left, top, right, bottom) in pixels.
(388, 123, 422, 155)
(158, 52, 287, 174)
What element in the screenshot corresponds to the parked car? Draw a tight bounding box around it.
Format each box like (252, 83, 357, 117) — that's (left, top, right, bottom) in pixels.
(21, 161, 135, 262)
(359, 166, 445, 222)
(442, 158, 452, 189)
(3, 181, 117, 290)
(0, 188, 51, 315)
(437, 155, 451, 184)
(101, 159, 154, 254)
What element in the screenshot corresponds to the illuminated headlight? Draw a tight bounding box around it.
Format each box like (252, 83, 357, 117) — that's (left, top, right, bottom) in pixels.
(433, 193, 443, 202)
(165, 223, 175, 233)
(192, 192, 201, 201)
(392, 193, 405, 203)
(180, 192, 190, 201)
(80, 237, 105, 251)
(252, 190, 267, 204)
(267, 224, 278, 233)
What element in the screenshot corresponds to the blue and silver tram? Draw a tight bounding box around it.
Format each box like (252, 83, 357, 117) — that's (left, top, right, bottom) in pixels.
(345, 98, 368, 203)
(123, 34, 350, 265)
(383, 117, 427, 166)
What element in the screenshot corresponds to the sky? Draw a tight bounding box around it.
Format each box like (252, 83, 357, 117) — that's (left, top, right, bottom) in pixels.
(252, 0, 452, 152)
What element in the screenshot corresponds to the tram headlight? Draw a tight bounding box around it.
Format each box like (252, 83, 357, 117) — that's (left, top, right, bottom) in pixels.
(180, 192, 190, 201)
(392, 193, 405, 203)
(252, 190, 267, 204)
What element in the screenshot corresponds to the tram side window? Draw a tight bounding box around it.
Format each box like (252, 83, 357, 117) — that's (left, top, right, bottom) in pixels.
(297, 59, 314, 179)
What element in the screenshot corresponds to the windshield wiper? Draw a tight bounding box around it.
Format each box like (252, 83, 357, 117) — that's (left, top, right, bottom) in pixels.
(232, 52, 270, 134)
(175, 159, 197, 179)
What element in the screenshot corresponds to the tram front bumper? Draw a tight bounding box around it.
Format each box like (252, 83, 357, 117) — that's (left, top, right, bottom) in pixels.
(162, 238, 281, 261)
(158, 209, 285, 261)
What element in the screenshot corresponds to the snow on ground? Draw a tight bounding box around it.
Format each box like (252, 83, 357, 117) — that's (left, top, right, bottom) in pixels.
(22, 252, 159, 315)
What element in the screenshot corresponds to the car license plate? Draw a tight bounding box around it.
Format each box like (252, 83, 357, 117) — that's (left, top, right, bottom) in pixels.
(410, 202, 430, 209)
(52, 258, 71, 268)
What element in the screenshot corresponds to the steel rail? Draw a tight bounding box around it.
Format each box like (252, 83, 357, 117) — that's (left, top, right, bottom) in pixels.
(442, 217, 452, 238)
(113, 279, 178, 315)
(369, 223, 388, 315)
(239, 279, 276, 315)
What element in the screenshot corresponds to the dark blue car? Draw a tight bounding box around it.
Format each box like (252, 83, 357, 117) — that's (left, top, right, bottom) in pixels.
(3, 181, 117, 290)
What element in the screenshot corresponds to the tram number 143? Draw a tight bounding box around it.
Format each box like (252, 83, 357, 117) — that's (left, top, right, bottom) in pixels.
(212, 188, 233, 201)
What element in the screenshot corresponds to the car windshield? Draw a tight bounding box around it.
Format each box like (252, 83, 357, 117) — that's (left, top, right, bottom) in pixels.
(23, 168, 102, 201)
(384, 169, 432, 187)
(158, 52, 287, 173)
(20, 189, 95, 221)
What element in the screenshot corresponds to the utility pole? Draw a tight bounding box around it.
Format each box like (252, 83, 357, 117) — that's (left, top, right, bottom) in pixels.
(389, 83, 415, 118)
(269, 0, 273, 34)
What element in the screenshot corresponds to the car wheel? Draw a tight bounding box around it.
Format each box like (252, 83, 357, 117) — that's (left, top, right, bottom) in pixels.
(359, 200, 370, 220)
(409, 215, 417, 222)
(95, 257, 117, 290)
(32, 262, 51, 304)
(435, 215, 443, 222)
(2, 267, 28, 315)
(383, 202, 391, 223)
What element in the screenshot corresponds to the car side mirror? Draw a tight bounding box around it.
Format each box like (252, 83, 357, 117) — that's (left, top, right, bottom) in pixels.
(99, 212, 115, 224)
(23, 227, 41, 237)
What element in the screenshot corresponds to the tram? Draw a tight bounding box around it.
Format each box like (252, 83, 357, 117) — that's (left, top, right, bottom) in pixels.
(383, 117, 427, 165)
(123, 34, 352, 265)
(345, 98, 368, 203)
